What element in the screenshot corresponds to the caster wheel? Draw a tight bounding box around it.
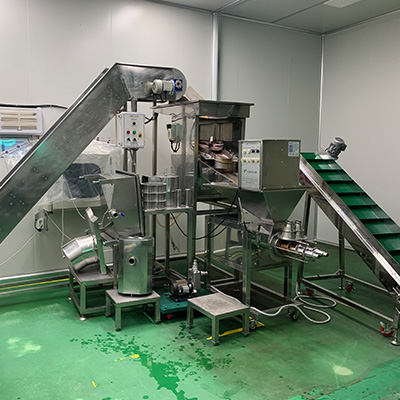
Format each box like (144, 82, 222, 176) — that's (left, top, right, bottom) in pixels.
(380, 325, 394, 337)
(249, 319, 258, 330)
(306, 288, 314, 297)
(116, 328, 121, 332)
(345, 281, 354, 293)
(288, 307, 300, 321)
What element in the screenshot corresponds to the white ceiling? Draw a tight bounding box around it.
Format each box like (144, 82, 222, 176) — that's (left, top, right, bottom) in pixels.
(155, 0, 400, 34)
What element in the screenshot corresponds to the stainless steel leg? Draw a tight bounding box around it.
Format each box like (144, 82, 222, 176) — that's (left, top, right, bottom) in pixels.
(283, 262, 293, 301)
(284, 265, 289, 300)
(165, 213, 170, 275)
(243, 310, 250, 337)
(391, 308, 400, 346)
(303, 191, 312, 237)
(187, 209, 195, 269)
(205, 217, 213, 290)
(339, 233, 345, 290)
(68, 270, 74, 299)
(152, 215, 157, 260)
(212, 317, 220, 345)
(112, 245, 118, 289)
(225, 227, 232, 259)
(80, 283, 87, 318)
(105, 295, 111, 317)
(297, 261, 304, 294)
(115, 306, 122, 331)
(186, 304, 194, 328)
(242, 229, 252, 305)
(154, 299, 161, 324)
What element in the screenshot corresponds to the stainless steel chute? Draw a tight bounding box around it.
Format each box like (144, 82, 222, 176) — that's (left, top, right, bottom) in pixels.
(0, 63, 186, 244)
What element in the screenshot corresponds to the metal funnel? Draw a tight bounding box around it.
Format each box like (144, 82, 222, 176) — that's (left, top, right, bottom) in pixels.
(239, 188, 306, 223)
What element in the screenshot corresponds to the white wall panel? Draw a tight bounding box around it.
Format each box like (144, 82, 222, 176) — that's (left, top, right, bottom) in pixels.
(0, 0, 30, 102)
(319, 12, 400, 244)
(219, 17, 321, 152)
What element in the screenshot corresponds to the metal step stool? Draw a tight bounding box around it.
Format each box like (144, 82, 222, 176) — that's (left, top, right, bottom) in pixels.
(186, 292, 250, 345)
(105, 289, 161, 331)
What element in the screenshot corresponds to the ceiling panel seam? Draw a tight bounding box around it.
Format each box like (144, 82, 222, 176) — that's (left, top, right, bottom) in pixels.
(215, 0, 249, 13)
(324, 7, 400, 35)
(221, 14, 321, 36)
(147, 0, 212, 14)
(272, 0, 327, 23)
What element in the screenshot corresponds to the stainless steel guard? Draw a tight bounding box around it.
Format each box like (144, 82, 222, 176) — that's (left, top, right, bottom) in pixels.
(0, 63, 186, 243)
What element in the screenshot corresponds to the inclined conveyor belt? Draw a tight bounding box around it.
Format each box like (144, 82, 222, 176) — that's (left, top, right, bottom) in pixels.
(0, 63, 186, 244)
(301, 152, 400, 295)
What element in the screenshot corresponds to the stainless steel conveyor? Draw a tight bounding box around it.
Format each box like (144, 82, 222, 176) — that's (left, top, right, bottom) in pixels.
(0, 63, 186, 244)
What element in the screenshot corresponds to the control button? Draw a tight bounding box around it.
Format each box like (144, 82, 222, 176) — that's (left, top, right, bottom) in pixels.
(251, 159, 255, 163)
(126, 130, 130, 134)
(251, 149, 255, 153)
(256, 149, 260, 153)
(138, 133, 142, 138)
(241, 158, 246, 162)
(133, 122, 136, 125)
(133, 131, 136, 134)
(255, 158, 260, 163)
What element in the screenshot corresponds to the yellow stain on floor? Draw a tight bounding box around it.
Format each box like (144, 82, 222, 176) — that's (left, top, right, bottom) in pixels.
(206, 321, 264, 340)
(114, 354, 140, 362)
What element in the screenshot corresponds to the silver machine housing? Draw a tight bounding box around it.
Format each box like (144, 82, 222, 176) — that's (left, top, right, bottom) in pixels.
(239, 139, 301, 191)
(117, 236, 154, 296)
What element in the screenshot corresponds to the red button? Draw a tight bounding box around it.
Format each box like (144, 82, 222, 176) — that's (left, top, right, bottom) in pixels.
(126, 130, 130, 134)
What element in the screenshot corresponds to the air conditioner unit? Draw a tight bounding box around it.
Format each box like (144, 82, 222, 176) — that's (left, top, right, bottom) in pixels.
(0, 107, 43, 136)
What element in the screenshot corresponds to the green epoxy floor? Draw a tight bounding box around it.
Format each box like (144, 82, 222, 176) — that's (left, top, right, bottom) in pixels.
(2, 244, 400, 400)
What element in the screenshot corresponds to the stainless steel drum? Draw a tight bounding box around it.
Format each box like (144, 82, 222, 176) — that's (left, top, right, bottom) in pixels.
(157, 175, 179, 208)
(142, 182, 167, 210)
(143, 175, 179, 208)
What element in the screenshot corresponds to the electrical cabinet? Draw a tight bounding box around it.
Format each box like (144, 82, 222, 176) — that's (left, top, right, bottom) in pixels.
(239, 139, 301, 190)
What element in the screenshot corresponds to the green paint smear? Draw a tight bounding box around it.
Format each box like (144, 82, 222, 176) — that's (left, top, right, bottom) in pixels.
(79, 332, 198, 400)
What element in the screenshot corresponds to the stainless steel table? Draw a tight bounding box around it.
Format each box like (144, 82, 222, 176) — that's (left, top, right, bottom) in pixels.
(68, 263, 114, 319)
(105, 289, 161, 331)
(186, 293, 250, 345)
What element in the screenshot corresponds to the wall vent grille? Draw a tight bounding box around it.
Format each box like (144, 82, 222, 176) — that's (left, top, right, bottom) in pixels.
(0, 107, 43, 136)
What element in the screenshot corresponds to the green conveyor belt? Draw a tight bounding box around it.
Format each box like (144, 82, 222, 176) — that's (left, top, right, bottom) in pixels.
(302, 152, 400, 262)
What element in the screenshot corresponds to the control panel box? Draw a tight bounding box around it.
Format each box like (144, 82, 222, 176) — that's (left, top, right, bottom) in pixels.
(116, 112, 145, 149)
(239, 139, 301, 191)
